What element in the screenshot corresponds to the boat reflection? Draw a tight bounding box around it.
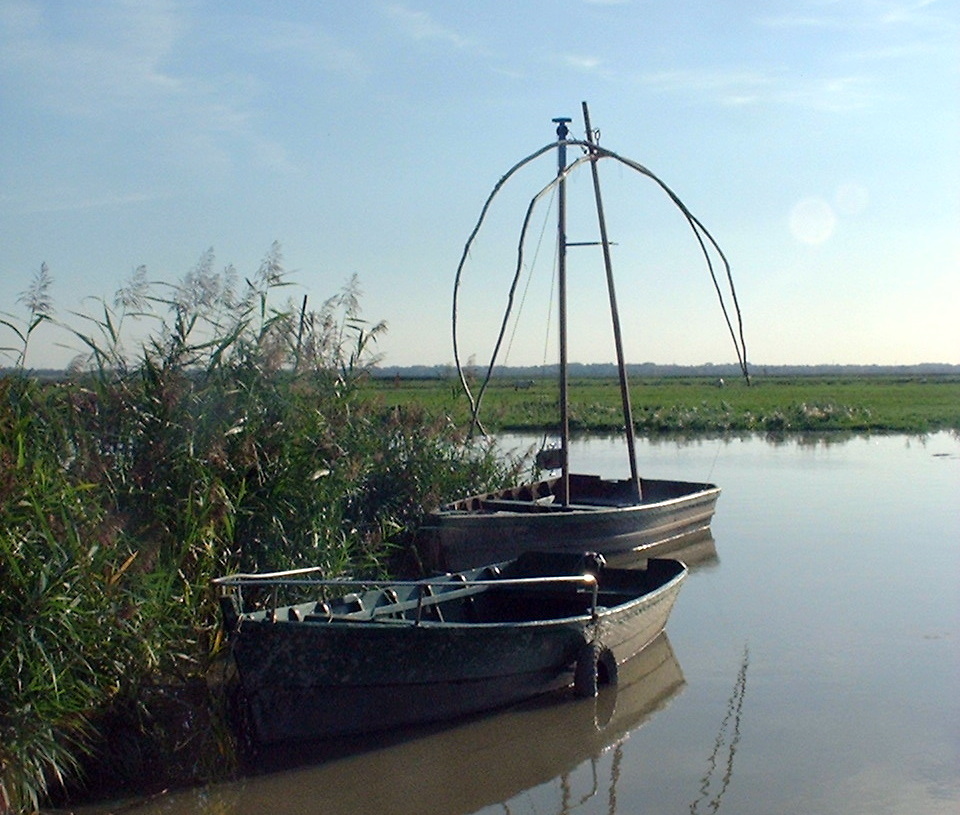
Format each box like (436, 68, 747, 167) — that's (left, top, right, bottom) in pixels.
(92, 633, 684, 815)
(605, 526, 719, 572)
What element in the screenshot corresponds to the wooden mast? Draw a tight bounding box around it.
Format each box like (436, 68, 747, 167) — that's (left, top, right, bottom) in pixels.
(581, 101, 642, 501)
(552, 116, 572, 506)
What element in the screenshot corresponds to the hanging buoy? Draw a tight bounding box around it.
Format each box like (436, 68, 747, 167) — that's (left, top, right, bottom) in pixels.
(574, 642, 618, 697)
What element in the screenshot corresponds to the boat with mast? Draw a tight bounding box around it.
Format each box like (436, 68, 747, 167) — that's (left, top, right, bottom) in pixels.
(416, 102, 748, 573)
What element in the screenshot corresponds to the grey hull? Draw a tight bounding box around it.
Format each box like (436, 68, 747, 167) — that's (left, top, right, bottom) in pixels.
(418, 473, 720, 571)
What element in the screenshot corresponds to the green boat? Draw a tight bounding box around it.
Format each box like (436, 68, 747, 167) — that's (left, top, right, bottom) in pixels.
(215, 551, 686, 744)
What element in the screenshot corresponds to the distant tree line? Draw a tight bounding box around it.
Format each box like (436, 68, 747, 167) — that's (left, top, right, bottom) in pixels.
(7, 362, 959, 382)
(369, 362, 960, 380)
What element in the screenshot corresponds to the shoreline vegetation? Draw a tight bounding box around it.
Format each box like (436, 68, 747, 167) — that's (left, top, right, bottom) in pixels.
(361, 373, 960, 435)
(1, 254, 519, 813)
(1, 251, 956, 813)
(11, 370, 960, 436)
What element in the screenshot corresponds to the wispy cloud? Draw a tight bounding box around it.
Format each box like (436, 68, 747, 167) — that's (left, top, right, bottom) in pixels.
(752, 0, 956, 103)
(565, 54, 603, 72)
(384, 4, 472, 49)
(638, 68, 877, 112)
(758, 15, 836, 29)
(0, 0, 185, 117)
(639, 69, 774, 97)
(0, 0, 293, 171)
(845, 39, 952, 61)
(242, 18, 371, 79)
(760, 0, 956, 32)
(3, 190, 160, 216)
(877, 0, 952, 27)
(781, 75, 878, 111)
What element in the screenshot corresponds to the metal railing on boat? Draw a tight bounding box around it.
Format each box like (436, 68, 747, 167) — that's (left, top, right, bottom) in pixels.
(213, 569, 601, 624)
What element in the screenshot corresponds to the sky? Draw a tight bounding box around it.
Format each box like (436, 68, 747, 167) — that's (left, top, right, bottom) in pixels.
(1, 0, 958, 370)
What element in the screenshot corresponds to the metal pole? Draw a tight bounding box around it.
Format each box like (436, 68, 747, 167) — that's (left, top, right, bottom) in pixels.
(553, 116, 572, 505)
(581, 101, 641, 501)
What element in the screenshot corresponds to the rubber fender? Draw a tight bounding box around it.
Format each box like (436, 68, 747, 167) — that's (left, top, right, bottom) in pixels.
(573, 642, 618, 697)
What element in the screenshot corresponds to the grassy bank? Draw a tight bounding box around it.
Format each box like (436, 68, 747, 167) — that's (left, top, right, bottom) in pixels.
(362, 374, 960, 434)
(0, 253, 519, 813)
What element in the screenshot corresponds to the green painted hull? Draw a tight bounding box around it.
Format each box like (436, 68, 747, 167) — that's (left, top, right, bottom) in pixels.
(219, 553, 686, 744)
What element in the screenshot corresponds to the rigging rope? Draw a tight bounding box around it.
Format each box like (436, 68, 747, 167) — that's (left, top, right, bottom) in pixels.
(504, 184, 556, 363)
(452, 138, 751, 436)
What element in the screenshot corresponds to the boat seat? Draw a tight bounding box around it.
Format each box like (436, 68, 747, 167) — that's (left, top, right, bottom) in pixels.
(299, 581, 489, 624)
(341, 593, 364, 612)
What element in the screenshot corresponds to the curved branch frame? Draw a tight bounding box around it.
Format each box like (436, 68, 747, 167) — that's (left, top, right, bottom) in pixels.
(453, 139, 750, 435)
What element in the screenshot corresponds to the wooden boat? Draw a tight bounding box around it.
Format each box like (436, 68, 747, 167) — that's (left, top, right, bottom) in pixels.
(418, 474, 720, 572)
(215, 550, 686, 745)
(418, 102, 748, 573)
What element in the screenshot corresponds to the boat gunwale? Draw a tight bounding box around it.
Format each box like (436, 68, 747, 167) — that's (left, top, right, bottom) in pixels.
(217, 560, 687, 630)
(214, 572, 593, 590)
(435, 475, 720, 515)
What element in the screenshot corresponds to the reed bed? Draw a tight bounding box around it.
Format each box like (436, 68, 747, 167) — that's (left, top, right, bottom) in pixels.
(0, 249, 517, 812)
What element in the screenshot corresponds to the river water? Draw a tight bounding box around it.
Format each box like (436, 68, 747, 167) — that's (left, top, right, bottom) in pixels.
(75, 432, 959, 815)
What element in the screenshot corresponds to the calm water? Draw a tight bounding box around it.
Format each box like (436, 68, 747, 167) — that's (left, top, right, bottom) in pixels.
(78, 432, 959, 815)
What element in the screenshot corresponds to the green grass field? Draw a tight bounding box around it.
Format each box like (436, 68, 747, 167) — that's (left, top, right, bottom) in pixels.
(363, 374, 960, 434)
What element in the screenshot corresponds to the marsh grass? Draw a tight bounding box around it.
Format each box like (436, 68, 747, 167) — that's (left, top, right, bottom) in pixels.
(0, 247, 517, 812)
(364, 375, 960, 434)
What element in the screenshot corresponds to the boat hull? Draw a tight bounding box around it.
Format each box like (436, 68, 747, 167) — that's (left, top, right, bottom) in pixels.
(417, 473, 720, 572)
(207, 635, 685, 812)
(222, 555, 686, 744)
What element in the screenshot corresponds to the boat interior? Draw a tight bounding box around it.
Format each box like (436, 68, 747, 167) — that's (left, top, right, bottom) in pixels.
(220, 554, 683, 629)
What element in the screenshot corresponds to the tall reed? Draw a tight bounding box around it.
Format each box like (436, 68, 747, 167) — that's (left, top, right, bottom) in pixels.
(0, 245, 517, 811)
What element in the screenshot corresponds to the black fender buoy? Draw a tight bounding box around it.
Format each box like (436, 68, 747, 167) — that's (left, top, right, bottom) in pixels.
(574, 642, 618, 697)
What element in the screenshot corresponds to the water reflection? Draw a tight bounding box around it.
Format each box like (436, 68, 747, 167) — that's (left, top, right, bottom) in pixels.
(80, 633, 681, 815)
(689, 645, 749, 815)
(615, 527, 720, 572)
(518, 429, 953, 455)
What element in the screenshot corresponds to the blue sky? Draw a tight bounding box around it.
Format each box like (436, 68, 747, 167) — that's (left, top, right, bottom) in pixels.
(1, 0, 957, 369)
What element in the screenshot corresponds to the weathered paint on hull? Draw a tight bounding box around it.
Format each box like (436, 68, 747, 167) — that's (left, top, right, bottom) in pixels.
(235, 623, 583, 742)
(419, 475, 720, 572)
(228, 564, 684, 744)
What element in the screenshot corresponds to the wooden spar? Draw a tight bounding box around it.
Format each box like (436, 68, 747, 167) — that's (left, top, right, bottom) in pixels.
(553, 116, 572, 505)
(582, 101, 642, 502)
